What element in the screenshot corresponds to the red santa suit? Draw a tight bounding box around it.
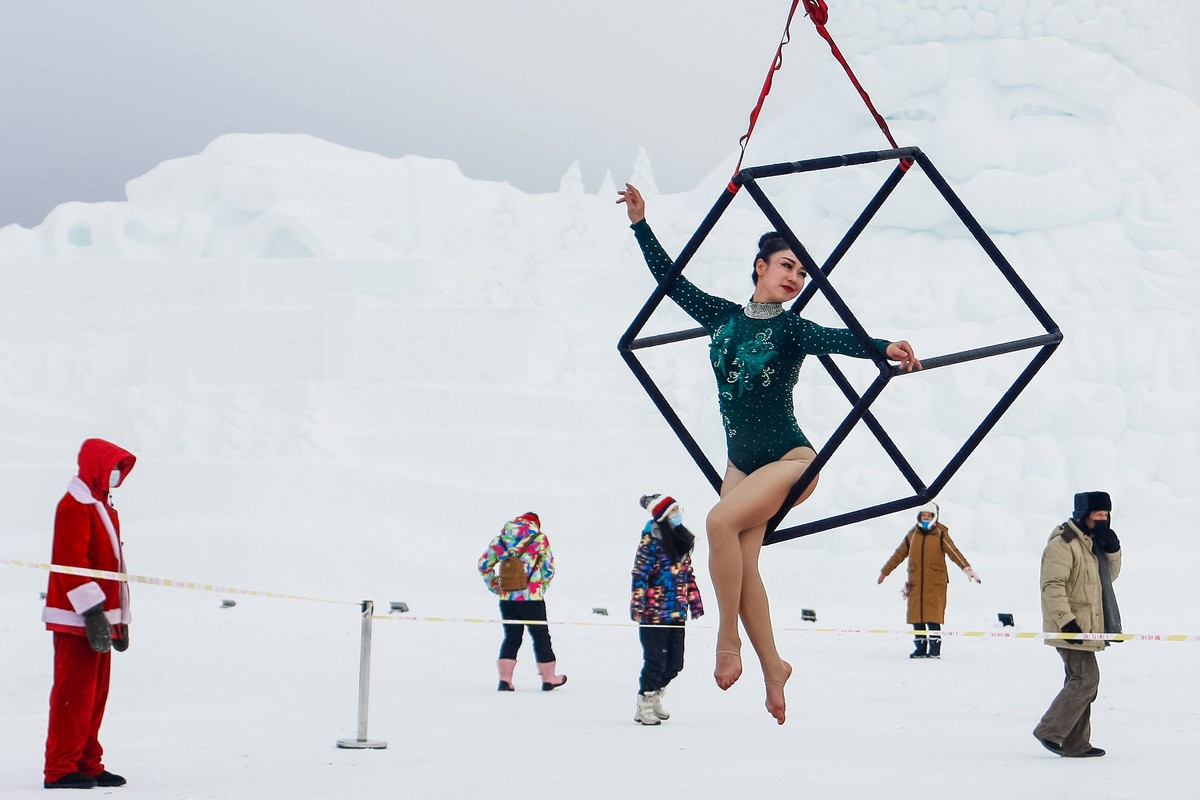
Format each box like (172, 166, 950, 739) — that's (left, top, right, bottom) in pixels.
(43, 438, 136, 785)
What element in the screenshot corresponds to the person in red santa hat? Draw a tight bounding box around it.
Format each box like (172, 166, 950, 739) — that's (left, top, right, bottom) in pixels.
(42, 438, 137, 790)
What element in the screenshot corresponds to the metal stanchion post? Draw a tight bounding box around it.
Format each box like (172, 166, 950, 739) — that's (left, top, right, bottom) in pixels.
(337, 599, 387, 749)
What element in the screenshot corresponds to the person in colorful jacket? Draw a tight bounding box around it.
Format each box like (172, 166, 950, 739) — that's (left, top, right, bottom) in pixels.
(630, 494, 704, 726)
(877, 501, 980, 658)
(618, 183, 921, 724)
(1033, 491, 1122, 759)
(477, 512, 566, 692)
(42, 438, 137, 790)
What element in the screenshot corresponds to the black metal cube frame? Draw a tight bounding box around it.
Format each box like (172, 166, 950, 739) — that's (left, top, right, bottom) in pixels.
(617, 146, 1062, 545)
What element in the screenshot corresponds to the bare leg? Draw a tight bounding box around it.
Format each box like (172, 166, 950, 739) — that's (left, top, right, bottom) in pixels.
(708, 465, 747, 690)
(708, 460, 764, 690)
(706, 447, 818, 723)
(736, 525, 792, 724)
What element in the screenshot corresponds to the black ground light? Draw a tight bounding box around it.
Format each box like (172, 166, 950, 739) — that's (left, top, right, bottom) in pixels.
(618, 147, 1062, 544)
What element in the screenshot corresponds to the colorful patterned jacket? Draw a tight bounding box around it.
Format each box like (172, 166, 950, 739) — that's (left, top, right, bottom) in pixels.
(630, 522, 704, 625)
(478, 517, 555, 601)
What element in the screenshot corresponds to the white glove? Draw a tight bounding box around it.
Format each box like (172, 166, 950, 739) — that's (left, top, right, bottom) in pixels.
(964, 567, 981, 583)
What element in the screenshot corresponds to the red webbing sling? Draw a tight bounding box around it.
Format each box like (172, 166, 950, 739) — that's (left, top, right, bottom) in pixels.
(730, 0, 804, 191)
(731, 0, 911, 192)
(801, 0, 912, 169)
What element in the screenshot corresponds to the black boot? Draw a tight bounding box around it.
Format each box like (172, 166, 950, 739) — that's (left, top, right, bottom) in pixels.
(94, 771, 127, 787)
(44, 772, 97, 789)
(909, 637, 928, 659)
(928, 636, 942, 659)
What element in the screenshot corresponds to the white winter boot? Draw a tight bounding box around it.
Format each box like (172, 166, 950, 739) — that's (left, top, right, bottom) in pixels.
(634, 692, 661, 725)
(649, 688, 670, 720)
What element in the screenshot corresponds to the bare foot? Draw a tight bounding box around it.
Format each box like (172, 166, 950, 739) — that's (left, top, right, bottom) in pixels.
(714, 649, 742, 690)
(764, 660, 792, 725)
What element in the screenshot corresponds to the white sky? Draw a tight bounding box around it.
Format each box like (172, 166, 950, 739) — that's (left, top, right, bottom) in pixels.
(3, 0, 1199, 228)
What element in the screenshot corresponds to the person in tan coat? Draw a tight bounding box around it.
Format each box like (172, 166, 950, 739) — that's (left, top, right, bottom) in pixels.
(1033, 491, 1122, 758)
(878, 502, 980, 658)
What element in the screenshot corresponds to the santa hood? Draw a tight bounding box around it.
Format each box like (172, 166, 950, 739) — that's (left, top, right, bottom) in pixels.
(77, 438, 137, 501)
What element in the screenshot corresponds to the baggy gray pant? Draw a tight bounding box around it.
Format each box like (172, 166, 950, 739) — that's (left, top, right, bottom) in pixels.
(1034, 647, 1100, 755)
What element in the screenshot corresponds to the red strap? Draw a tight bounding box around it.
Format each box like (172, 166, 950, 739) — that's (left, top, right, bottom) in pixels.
(729, 0, 804, 192)
(730, 1, 910, 191)
(804, 0, 828, 24)
(802, 0, 911, 170)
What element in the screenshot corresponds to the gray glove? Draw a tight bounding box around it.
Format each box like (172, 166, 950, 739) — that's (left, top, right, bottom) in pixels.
(82, 604, 112, 653)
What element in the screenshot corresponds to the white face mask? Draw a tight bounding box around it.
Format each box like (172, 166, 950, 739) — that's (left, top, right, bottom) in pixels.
(110, 469, 121, 488)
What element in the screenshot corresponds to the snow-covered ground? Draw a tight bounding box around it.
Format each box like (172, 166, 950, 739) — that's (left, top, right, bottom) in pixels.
(2, 2, 1199, 797)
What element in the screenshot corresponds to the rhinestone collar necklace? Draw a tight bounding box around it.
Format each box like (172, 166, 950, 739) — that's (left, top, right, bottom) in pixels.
(744, 301, 785, 320)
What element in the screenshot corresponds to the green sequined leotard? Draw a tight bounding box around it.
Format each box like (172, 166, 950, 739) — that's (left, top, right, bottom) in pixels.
(633, 220, 890, 474)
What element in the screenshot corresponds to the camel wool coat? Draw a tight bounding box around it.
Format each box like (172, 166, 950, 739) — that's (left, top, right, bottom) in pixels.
(880, 524, 972, 624)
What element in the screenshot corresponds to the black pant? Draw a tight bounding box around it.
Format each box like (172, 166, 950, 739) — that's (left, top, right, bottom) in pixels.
(639, 624, 686, 693)
(498, 600, 556, 663)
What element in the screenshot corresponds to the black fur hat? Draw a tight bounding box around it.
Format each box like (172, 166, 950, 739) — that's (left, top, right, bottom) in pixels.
(1072, 491, 1111, 520)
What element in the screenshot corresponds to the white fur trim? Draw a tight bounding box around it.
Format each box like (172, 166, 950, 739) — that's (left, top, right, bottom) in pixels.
(66, 581, 106, 614)
(42, 606, 84, 627)
(67, 477, 121, 559)
(42, 606, 122, 628)
(66, 476, 96, 504)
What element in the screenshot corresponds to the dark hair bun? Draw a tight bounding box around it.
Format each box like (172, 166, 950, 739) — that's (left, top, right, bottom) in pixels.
(758, 231, 784, 249)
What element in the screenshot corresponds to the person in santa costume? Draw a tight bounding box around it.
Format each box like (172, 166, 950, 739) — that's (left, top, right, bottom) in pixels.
(42, 438, 136, 790)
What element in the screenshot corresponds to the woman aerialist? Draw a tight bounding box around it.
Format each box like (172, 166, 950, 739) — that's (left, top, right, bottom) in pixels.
(618, 183, 921, 724)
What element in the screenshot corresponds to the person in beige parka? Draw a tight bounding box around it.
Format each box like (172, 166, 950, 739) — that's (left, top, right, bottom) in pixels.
(1033, 491, 1122, 758)
(878, 502, 980, 658)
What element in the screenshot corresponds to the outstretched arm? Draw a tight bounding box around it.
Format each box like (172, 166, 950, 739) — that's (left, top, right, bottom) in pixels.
(879, 536, 911, 579)
(798, 320, 918, 368)
(618, 182, 736, 332)
(625, 181, 922, 374)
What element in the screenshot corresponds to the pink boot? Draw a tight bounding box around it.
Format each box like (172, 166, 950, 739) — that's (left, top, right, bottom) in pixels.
(537, 661, 567, 691)
(497, 659, 517, 691)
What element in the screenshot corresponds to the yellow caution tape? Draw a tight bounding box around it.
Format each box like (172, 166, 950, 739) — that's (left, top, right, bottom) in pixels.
(6, 557, 1196, 642)
(376, 614, 1199, 641)
(1, 557, 357, 606)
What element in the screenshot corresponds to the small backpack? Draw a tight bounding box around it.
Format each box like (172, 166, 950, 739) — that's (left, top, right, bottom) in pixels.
(498, 543, 531, 592)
